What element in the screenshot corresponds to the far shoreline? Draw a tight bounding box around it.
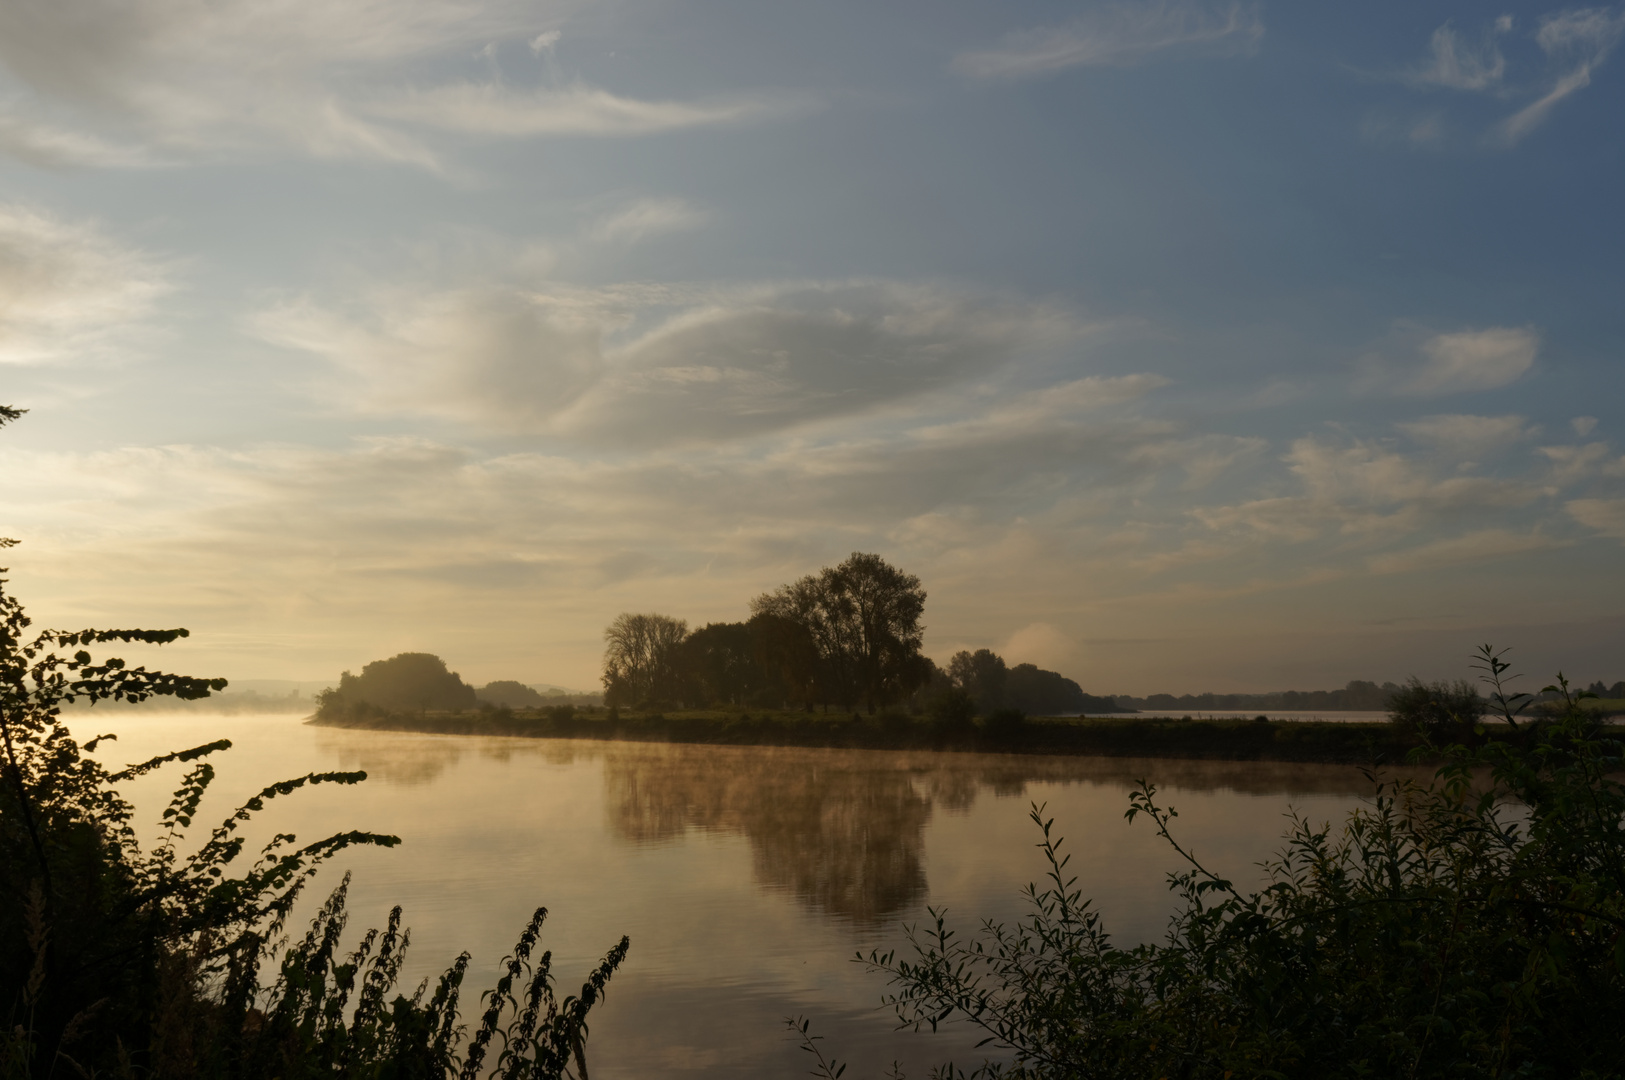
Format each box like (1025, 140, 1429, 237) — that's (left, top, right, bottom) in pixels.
(306, 706, 1434, 764)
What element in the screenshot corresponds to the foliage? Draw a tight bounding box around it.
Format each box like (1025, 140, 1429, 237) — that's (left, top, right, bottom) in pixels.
(947, 650, 1007, 714)
(330, 653, 478, 713)
(752, 552, 930, 713)
(977, 709, 1027, 739)
(476, 680, 545, 708)
(856, 654, 1625, 1079)
(601, 612, 689, 707)
(1386, 676, 1484, 742)
(678, 621, 764, 706)
(1, 404, 626, 1079)
(1128, 679, 1402, 714)
(925, 687, 976, 733)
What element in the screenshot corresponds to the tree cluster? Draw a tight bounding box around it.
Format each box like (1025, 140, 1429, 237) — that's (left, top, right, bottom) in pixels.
(325, 653, 478, 714)
(942, 649, 1125, 716)
(601, 552, 933, 713)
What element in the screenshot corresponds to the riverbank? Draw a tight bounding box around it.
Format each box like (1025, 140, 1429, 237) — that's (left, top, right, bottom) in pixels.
(308, 706, 1430, 764)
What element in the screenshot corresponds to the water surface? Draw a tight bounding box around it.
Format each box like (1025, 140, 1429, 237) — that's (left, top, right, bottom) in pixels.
(89, 713, 1410, 1078)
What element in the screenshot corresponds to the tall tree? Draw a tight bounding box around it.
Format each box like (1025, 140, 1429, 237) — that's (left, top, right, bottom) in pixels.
(678, 622, 762, 706)
(601, 612, 688, 706)
(747, 611, 821, 710)
(947, 648, 1008, 713)
(752, 552, 928, 712)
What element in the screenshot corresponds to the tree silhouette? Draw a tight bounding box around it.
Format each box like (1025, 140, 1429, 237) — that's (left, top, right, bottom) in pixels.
(601, 612, 688, 706)
(752, 552, 928, 712)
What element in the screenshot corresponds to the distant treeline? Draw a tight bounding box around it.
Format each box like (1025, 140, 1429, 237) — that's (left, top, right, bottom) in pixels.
(1117, 680, 1403, 713)
(317, 654, 600, 717)
(1114, 678, 1625, 714)
(56, 688, 315, 714)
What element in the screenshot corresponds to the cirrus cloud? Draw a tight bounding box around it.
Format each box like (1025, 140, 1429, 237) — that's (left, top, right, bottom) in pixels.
(953, 0, 1263, 80)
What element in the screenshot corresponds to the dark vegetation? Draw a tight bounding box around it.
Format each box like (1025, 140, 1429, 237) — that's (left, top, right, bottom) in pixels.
(799, 654, 1625, 1079)
(313, 702, 1434, 764)
(0, 406, 626, 1079)
(593, 555, 1125, 719)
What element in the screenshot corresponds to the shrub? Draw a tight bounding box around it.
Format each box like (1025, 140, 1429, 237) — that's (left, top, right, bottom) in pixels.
(926, 687, 976, 731)
(1386, 676, 1484, 741)
(844, 656, 1624, 1079)
(0, 402, 627, 1078)
(978, 708, 1027, 739)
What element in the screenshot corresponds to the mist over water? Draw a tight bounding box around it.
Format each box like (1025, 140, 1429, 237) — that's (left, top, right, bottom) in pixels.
(85, 711, 1408, 1078)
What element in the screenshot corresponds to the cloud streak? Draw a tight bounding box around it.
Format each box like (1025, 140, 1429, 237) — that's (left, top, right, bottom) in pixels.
(0, 203, 172, 364)
(255, 278, 1097, 445)
(1501, 7, 1625, 143)
(0, 0, 799, 170)
(954, 1, 1263, 80)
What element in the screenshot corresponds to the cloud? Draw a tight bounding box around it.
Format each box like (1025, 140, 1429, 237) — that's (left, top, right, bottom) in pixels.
(1407, 19, 1509, 90)
(1402, 327, 1538, 395)
(1537, 441, 1612, 485)
(368, 83, 796, 138)
(1366, 528, 1558, 575)
(1567, 497, 1625, 539)
(0, 203, 172, 364)
(1572, 416, 1599, 437)
(953, 1, 1263, 80)
(253, 286, 606, 428)
(1193, 432, 1546, 548)
(1500, 7, 1625, 143)
(257, 277, 1095, 446)
(1397, 413, 1532, 458)
(0, 0, 794, 169)
(587, 198, 709, 243)
(0, 110, 155, 169)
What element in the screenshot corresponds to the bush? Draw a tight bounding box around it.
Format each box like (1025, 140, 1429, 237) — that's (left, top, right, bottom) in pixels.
(978, 708, 1027, 739)
(926, 687, 976, 731)
(1386, 676, 1484, 741)
(842, 658, 1624, 1079)
(0, 401, 628, 1079)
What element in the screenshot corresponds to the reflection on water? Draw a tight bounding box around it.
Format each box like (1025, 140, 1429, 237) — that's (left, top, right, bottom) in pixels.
(96, 715, 1422, 1080)
(314, 729, 1405, 924)
(604, 747, 933, 921)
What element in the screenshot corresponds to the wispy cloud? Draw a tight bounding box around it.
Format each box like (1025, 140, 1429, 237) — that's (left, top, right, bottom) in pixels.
(1567, 497, 1625, 539)
(369, 83, 798, 138)
(1407, 17, 1511, 90)
(953, 1, 1263, 80)
(254, 277, 1095, 445)
(587, 198, 709, 244)
(0, 0, 798, 171)
(1500, 7, 1625, 143)
(0, 204, 172, 364)
(1366, 528, 1558, 575)
(1397, 414, 1533, 459)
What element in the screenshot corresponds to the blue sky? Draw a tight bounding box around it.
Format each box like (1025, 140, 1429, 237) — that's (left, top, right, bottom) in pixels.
(1, 0, 1622, 693)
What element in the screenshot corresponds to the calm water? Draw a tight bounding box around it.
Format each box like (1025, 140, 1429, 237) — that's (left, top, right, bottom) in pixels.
(83, 712, 1409, 1078)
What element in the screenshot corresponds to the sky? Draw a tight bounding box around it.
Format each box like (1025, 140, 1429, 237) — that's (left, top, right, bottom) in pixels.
(1, 0, 1623, 695)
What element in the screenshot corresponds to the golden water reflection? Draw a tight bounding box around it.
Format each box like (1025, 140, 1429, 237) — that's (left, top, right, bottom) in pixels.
(314, 731, 1407, 923)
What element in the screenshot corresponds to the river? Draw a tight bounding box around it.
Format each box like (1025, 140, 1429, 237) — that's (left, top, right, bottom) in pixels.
(84, 711, 1417, 1078)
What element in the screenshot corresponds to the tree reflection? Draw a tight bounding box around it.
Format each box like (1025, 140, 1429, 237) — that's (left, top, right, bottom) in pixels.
(600, 743, 1402, 923)
(604, 746, 931, 922)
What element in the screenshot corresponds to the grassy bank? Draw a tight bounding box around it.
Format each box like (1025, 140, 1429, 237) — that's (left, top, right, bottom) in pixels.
(309, 705, 1428, 763)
